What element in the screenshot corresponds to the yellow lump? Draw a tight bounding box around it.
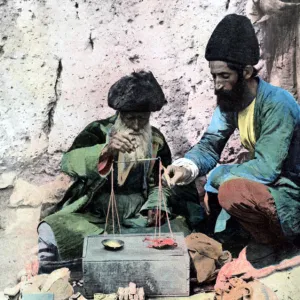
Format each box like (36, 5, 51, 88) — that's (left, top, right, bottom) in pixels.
(105, 240, 121, 248)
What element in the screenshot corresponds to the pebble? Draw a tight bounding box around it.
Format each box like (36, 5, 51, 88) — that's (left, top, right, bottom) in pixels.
(17, 269, 27, 281)
(4, 283, 21, 296)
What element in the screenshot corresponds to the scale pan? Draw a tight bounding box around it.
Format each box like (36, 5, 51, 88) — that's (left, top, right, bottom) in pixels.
(102, 239, 124, 250)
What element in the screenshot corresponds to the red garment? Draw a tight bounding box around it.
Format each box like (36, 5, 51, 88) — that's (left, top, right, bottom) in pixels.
(218, 178, 284, 244)
(98, 155, 113, 176)
(215, 247, 300, 291)
(215, 178, 300, 292)
(215, 277, 278, 300)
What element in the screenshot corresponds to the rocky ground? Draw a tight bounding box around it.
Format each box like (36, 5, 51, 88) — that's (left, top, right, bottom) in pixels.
(0, 190, 40, 291)
(0, 173, 72, 292)
(0, 0, 300, 299)
(1, 177, 300, 300)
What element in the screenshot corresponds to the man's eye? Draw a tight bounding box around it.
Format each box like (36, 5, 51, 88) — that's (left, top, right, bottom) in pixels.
(222, 74, 230, 79)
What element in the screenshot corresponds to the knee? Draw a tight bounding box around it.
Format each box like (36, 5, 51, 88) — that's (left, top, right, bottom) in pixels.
(38, 222, 57, 246)
(37, 222, 59, 262)
(218, 179, 246, 211)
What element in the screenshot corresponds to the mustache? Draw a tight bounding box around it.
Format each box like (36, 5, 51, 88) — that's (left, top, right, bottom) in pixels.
(215, 89, 235, 97)
(215, 77, 249, 112)
(215, 85, 244, 98)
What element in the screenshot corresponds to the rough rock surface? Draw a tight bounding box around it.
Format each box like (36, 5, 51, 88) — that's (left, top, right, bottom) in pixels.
(0, 172, 16, 189)
(9, 174, 72, 208)
(0, 1, 298, 182)
(0, 0, 300, 297)
(0, 0, 230, 177)
(0, 0, 242, 291)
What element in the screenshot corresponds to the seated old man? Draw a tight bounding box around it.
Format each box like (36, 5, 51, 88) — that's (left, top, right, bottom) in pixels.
(38, 70, 203, 264)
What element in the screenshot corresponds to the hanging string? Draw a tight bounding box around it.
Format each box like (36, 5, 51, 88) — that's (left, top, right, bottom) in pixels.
(104, 164, 121, 235)
(161, 161, 174, 240)
(104, 194, 111, 234)
(114, 158, 160, 163)
(154, 159, 161, 240)
(113, 185, 121, 234)
(154, 159, 174, 240)
(105, 157, 174, 240)
(158, 159, 162, 238)
(105, 159, 159, 235)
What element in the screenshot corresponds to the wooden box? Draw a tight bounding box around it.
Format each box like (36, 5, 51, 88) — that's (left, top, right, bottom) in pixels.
(82, 232, 190, 298)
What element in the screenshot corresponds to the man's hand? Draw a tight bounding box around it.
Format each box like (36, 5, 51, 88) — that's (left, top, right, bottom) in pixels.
(204, 192, 210, 215)
(107, 130, 136, 155)
(165, 165, 192, 187)
(147, 209, 166, 227)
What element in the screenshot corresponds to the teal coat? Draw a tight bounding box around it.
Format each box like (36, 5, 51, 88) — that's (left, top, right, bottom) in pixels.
(185, 78, 300, 238)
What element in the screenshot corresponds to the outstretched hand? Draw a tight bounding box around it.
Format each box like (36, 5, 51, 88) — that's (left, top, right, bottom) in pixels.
(164, 165, 192, 187)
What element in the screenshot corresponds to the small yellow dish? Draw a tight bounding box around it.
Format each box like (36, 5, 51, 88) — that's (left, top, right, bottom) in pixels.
(102, 239, 124, 250)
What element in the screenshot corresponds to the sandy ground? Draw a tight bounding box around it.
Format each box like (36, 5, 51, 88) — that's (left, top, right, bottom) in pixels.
(0, 189, 40, 291)
(1, 188, 300, 300)
(260, 266, 300, 300)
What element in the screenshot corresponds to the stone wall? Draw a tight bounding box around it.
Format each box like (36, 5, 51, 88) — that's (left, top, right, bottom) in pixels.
(0, 0, 241, 185)
(1, 0, 300, 291)
(1, 0, 299, 187)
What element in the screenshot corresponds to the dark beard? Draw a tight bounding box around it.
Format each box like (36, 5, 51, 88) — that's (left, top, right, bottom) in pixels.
(216, 77, 251, 113)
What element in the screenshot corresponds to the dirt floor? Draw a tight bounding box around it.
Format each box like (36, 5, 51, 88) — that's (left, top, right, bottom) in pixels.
(1, 188, 300, 300)
(0, 189, 40, 291)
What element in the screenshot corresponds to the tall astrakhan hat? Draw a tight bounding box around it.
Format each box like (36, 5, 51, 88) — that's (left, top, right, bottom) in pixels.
(205, 14, 259, 65)
(108, 71, 167, 112)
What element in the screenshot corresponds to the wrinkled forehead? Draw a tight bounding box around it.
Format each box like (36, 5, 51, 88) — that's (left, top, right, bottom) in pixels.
(209, 61, 233, 74)
(120, 111, 151, 119)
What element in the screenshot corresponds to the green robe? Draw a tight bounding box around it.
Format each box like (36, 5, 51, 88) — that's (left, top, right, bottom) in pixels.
(43, 114, 174, 259)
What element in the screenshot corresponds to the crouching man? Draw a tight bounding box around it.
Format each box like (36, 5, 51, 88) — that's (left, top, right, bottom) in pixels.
(166, 14, 300, 266)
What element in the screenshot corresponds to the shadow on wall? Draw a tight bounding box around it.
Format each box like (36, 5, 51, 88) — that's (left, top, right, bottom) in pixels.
(246, 0, 300, 98)
(156, 78, 192, 158)
(263, 8, 300, 74)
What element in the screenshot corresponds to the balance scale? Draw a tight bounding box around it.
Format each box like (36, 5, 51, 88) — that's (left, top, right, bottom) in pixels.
(82, 158, 190, 298)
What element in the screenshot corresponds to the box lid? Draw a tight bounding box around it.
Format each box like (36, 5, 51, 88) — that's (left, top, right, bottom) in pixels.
(83, 232, 187, 262)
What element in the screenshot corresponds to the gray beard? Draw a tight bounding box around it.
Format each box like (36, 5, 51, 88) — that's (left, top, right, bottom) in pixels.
(112, 116, 152, 186)
(112, 116, 152, 165)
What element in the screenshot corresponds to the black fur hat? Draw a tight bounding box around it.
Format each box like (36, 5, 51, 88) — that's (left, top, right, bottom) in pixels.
(108, 71, 167, 112)
(205, 14, 259, 65)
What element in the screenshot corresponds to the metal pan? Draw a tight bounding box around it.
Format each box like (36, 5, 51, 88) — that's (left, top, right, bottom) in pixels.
(102, 239, 124, 250)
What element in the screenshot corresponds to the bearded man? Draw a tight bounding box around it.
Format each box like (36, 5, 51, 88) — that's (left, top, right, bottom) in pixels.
(37, 70, 202, 267)
(167, 14, 300, 265)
